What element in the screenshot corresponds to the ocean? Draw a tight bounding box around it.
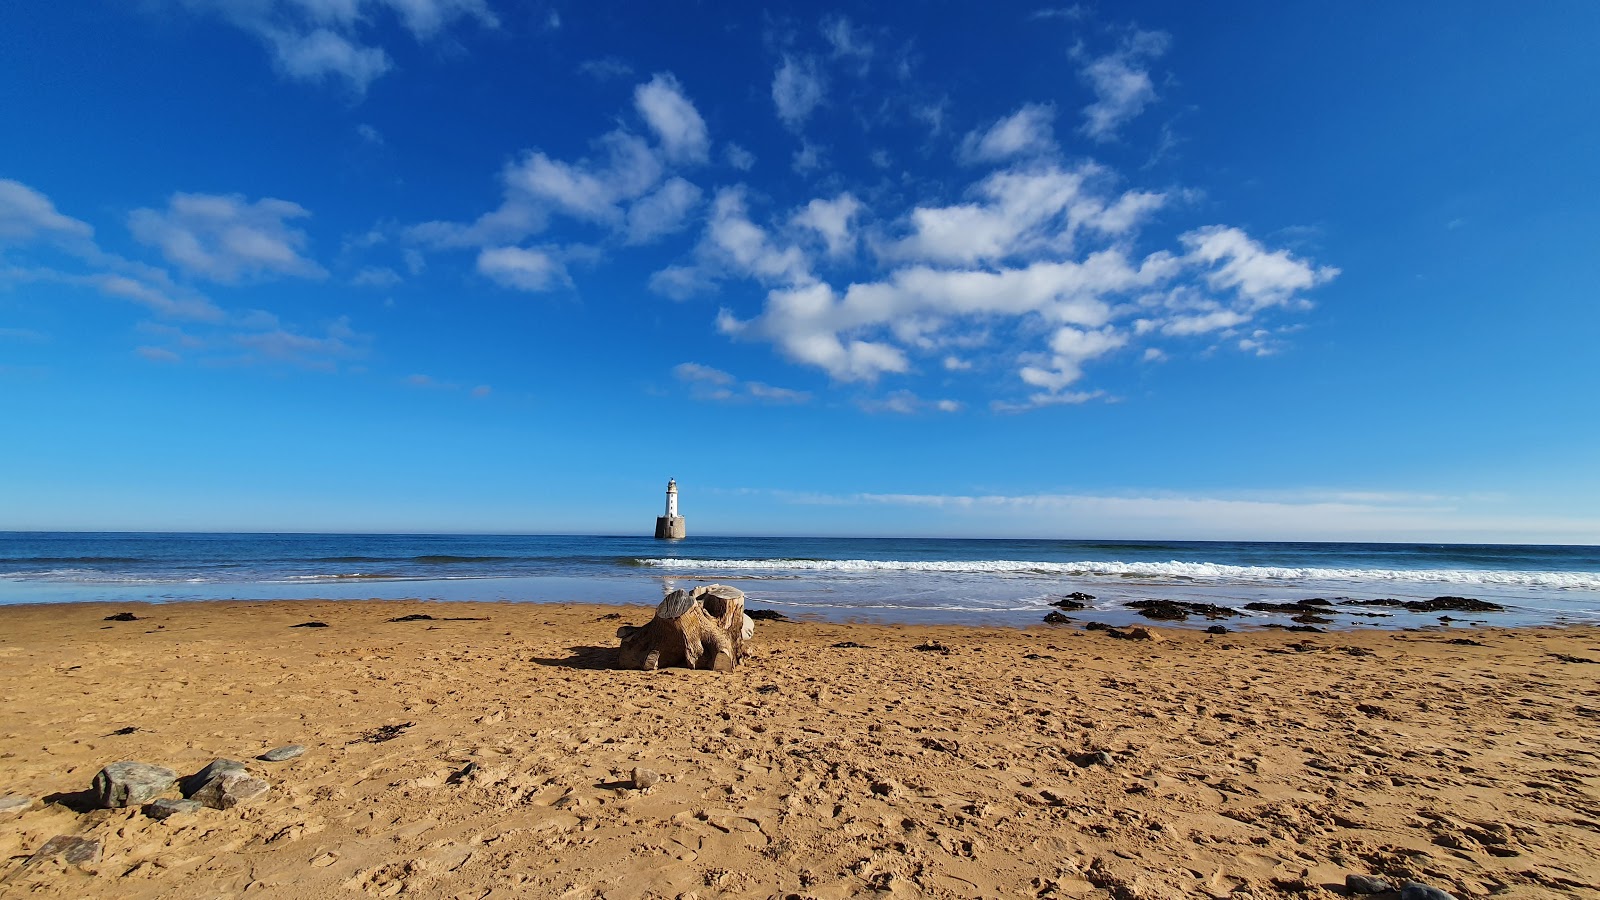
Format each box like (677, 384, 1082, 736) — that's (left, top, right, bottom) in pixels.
(1, 532, 1598, 630)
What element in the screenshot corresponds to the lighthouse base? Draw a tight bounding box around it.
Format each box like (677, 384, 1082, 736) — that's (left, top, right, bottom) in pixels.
(654, 516, 686, 540)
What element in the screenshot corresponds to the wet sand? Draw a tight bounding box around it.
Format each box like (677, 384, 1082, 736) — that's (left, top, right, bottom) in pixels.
(1, 598, 1597, 899)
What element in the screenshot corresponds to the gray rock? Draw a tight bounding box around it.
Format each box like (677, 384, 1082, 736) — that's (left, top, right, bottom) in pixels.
(258, 744, 306, 762)
(630, 767, 661, 789)
(181, 758, 247, 796)
(1074, 750, 1115, 768)
(191, 770, 270, 809)
(1401, 883, 1458, 900)
(92, 761, 178, 808)
(1346, 874, 1393, 894)
(26, 835, 102, 868)
(144, 797, 204, 820)
(0, 794, 32, 816)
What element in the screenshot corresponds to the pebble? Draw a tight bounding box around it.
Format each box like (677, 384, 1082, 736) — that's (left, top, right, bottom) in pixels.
(1075, 750, 1115, 768)
(145, 797, 204, 820)
(93, 761, 179, 809)
(1400, 883, 1458, 900)
(259, 744, 306, 762)
(631, 767, 661, 789)
(1345, 874, 1393, 894)
(26, 835, 102, 868)
(0, 794, 32, 816)
(1206, 625, 1229, 635)
(193, 771, 271, 809)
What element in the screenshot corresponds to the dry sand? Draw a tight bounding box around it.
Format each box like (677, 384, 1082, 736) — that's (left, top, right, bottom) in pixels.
(0, 599, 1597, 899)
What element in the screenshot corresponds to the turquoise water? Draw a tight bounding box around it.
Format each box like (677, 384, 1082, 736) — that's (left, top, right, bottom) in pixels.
(2, 532, 1597, 629)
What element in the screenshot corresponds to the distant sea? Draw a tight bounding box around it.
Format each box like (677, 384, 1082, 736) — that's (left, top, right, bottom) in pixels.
(2, 532, 1598, 630)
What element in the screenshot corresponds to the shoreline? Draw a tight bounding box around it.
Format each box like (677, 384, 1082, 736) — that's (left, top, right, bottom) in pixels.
(2, 598, 1597, 898)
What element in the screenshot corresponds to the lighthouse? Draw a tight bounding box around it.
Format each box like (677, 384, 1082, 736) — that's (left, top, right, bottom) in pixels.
(654, 478, 686, 539)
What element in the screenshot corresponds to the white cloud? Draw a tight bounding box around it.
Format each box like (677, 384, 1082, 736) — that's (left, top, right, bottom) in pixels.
(477, 246, 566, 292)
(674, 361, 811, 404)
(634, 73, 710, 164)
(579, 56, 634, 81)
(351, 266, 401, 287)
(175, 0, 497, 94)
(128, 192, 326, 283)
(1182, 225, 1340, 308)
(791, 143, 824, 175)
(772, 55, 825, 130)
(724, 144, 756, 171)
(858, 389, 963, 415)
(0, 179, 94, 243)
(264, 27, 391, 92)
(626, 177, 702, 245)
(890, 164, 1166, 265)
(792, 193, 862, 258)
(702, 188, 812, 285)
(1079, 30, 1170, 141)
(821, 15, 873, 71)
(648, 264, 714, 301)
(958, 103, 1056, 164)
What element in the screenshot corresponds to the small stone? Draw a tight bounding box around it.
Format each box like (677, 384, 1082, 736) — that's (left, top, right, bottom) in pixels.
(26, 835, 102, 868)
(1206, 625, 1229, 635)
(630, 767, 661, 789)
(103, 612, 140, 621)
(1043, 611, 1072, 624)
(291, 621, 329, 628)
(1400, 883, 1458, 900)
(93, 761, 179, 808)
(259, 744, 306, 762)
(1345, 874, 1393, 894)
(181, 758, 247, 796)
(145, 798, 204, 820)
(0, 794, 33, 816)
(192, 770, 271, 809)
(1125, 626, 1162, 642)
(1075, 750, 1115, 768)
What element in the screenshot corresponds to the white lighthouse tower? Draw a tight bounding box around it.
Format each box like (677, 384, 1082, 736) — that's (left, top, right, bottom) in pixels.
(654, 478, 686, 539)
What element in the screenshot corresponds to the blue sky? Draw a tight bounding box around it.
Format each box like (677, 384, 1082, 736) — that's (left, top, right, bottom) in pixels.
(2, 1, 1597, 542)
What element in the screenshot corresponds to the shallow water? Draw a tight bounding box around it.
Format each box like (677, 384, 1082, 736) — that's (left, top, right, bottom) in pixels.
(2, 532, 1597, 629)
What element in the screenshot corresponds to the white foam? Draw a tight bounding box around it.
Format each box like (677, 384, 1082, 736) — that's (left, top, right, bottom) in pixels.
(637, 558, 1600, 590)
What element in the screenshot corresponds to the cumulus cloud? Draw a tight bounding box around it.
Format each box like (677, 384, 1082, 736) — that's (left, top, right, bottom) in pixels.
(408, 73, 712, 254)
(792, 193, 862, 258)
(958, 104, 1056, 164)
(626, 177, 703, 245)
(634, 73, 710, 164)
(476, 246, 566, 292)
(128, 192, 326, 283)
(821, 15, 873, 73)
(1079, 30, 1170, 141)
(174, 0, 497, 94)
(772, 55, 825, 130)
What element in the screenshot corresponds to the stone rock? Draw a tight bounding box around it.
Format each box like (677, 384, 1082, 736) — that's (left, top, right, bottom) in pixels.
(103, 612, 139, 621)
(92, 761, 179, 809)
(290, 621, 329, 628)
(1206, 625, 1229, 635)
(192, 770, 271, 809)
(26, 835, 102, 868)
(1050, 594, 1092, 610)
(1074, 750, 1115, 768)
(746, 609, 789, 621)
(0, 794, 33, 816)
(1345, 874, 1393, 894)
(1125, 626, 1162, 642)
(181, 758, 247, 796)
(259, 744, 306, 762)
(1400, 883, 1458, 900)
(1127, 600, 1238, 621)
(630, 767, 661, 789)
(1043, 611, 1072, 624)
(145, 797, 204, 820)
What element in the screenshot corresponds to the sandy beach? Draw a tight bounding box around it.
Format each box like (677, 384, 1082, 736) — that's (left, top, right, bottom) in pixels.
(1, 598, 1597, 899)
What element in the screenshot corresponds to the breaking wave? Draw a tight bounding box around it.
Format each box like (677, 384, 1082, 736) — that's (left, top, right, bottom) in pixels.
(634, 558, 1600, 590)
